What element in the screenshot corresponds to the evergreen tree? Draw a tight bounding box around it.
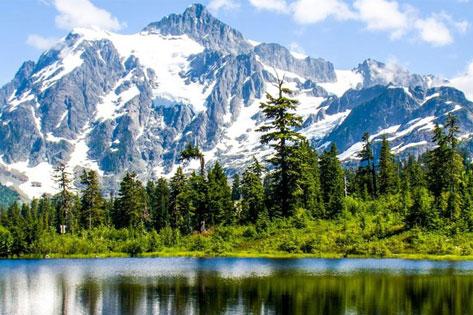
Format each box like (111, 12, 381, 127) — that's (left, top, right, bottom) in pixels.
(357, 133, 377, 198)
(146, 180, 157, 229)
(231, 174, 241, 201)
(152, 178, 171, 231)
(240, 158, 266, 223)
(257, 79, 304, 217)
(378, 135, 399, 195)
(181, 143, 205, 175)
(207, 162, 233, 225)
(169, 167, 192, 233)
(405, 155, 426, 190)
(320, 144, 345, 218)
(53, 162, 74, 233)
(427, 115, 464, 219)
(79, 170, 105, 229)
(180, 144, 208, 230)
(399, 167, 412, 215)
(113, 172, 148, 229)
(187, 171, 206, 232)
(37, 195, 56, 231)
(427, 124, 450, 197)
(5, 203, 27, 256)
(460, 169, 473, 230)
(406, 187, 438, 230)
(21, 203, 40, 251)
(291, 141, 324, 218)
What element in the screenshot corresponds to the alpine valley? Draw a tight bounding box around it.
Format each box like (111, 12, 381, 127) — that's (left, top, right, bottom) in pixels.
(1, 3, 472, 199)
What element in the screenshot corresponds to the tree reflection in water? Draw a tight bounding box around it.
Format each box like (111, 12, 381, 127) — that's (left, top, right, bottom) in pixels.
(1, 258, 473, 314)
(74, 272, 473, 314)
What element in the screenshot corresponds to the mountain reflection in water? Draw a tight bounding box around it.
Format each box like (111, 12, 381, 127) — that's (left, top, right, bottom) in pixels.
(1, 257, 472, 315)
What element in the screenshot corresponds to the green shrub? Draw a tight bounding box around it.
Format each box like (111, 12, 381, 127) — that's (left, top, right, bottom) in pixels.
(190, 235, 210, 251)
(292, 208, 309, 229)
(279, 240, 300, 253)
(300, 238, 319, 254)
(243, 226, 257, 238)
(207, 236, 230, 255)
(147, 231, 162, 252)
(123, 239, 145, 257)
(160, 227, 180, 247)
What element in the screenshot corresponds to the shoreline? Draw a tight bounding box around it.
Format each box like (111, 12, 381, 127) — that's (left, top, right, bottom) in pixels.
(7, 251, 473, 261)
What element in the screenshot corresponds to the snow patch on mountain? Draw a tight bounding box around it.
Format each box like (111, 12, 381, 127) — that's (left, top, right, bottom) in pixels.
(319, 70, 363, 97)
(0, 158, 56, 199)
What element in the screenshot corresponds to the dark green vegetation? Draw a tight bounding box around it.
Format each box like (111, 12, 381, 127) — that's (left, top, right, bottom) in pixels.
(1, 81, 473, 258)
(0, 184, 19, 208)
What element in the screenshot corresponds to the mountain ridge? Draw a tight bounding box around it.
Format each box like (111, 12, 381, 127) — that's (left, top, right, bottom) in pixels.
(0, 3, 471, 199)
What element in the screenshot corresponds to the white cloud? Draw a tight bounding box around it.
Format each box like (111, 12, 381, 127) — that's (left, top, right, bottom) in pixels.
(455, 20, 470, 33)
(27, 0, 124, 51)
(415, 17, 453, 46)
(51, 0, 124, 31)
(243, 0, 467, 47)
(249, 0, 287, 13)
(353, 0, 410, 39)
(291, 0, 355, 24)
(208, 0, 240, 13)
(450, 62, 473, 101)
(26, 34, 59, 50)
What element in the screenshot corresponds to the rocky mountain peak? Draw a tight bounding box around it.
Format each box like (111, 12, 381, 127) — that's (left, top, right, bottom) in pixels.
(355, 58, 434, 90)
(143, 3, 251, 55)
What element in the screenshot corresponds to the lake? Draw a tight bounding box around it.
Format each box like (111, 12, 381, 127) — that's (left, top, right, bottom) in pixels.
(1, 257, 473, 314)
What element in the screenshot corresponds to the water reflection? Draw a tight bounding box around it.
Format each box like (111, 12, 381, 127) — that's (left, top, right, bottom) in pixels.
(1, 258, 473, 314)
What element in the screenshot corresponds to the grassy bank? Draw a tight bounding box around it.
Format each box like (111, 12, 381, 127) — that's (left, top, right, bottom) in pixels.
(6, 212, 473, 261)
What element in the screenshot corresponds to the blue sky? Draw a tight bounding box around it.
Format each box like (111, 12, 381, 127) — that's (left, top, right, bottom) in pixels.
(1, 0, 472, 85)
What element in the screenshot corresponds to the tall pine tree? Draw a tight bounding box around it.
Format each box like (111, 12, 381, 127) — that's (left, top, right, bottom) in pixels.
(240, 158, 266, 223)
(169, 167, 192, 233)
(148, 178, 171, 231)
(320, 144, 345, 218)
(79, 170, 105, 229)
(357, 132, 377, 198)
(378, 135, 399, 195)
(53, 163, 74, 233)
(257, 79, 304, 217)
(291, 141, 324, 218)
(207, 162, 233, 225)
(231, 174, 241, 201)
(113, 172, 148, 229)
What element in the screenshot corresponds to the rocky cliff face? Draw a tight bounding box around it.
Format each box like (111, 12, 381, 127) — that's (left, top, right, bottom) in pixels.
(0, 3, 471, 198)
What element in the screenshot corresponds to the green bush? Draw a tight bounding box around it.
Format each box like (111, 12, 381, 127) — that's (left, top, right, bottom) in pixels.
(300, 238, 319, 254)
(122, 239, 145, 257)
(147, 231, 162, 252)
(160, 227, 180, 247)
(292, 208, 309, 229)
(190, 235, 210, 251)
(243, 226, 257, 238)
(279, 240, 300, 253)
(207, 236, 230, 255)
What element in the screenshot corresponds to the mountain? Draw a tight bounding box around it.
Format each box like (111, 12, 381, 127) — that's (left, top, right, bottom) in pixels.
(0, 3, 472, 199)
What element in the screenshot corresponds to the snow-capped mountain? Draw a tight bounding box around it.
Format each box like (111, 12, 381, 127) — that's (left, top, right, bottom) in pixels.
(1, 3, 472, 199)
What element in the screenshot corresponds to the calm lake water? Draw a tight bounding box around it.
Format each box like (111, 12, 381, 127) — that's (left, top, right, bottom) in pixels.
(1, 257, 473, 315)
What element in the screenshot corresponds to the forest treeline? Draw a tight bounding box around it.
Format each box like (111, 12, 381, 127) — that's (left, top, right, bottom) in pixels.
(1, 80, 472, 258)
